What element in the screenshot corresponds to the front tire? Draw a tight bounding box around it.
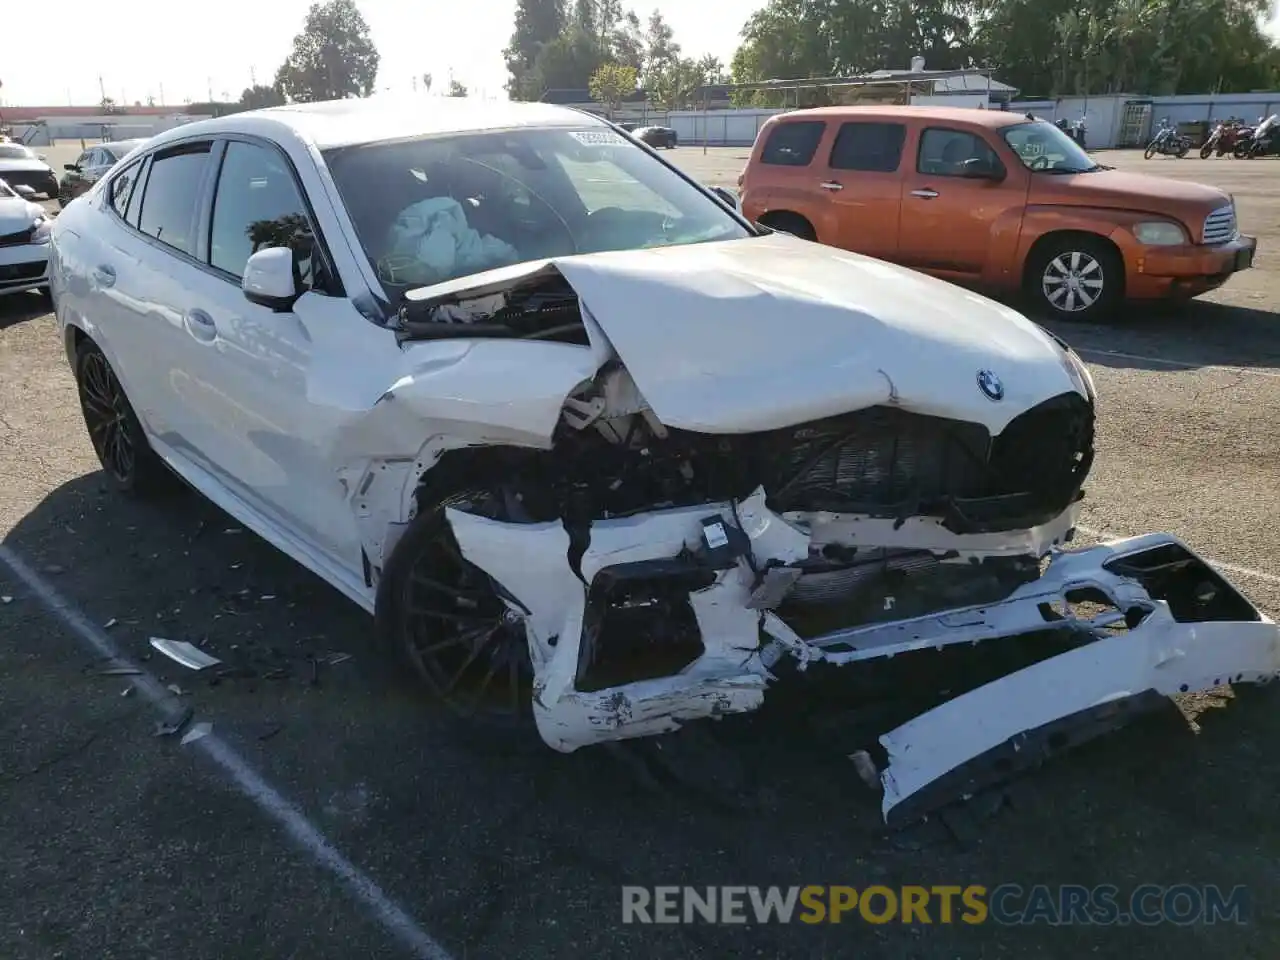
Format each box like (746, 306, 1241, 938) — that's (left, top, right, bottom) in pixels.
(375, 489, 535, 731)
(1144, 141, 1158, 160)
(1027, 236, 1122, 323)
(74, 338, 172, 496)
(1199, 144, 1214, 159)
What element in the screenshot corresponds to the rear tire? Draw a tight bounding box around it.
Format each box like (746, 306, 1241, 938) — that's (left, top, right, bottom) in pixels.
(758, 211, 817, 241)
(1026, 235, 1123, 323)
(1233, 141, 1251, 159)
(74, 338, 173, 497)
(1176, 142, 1190, 158)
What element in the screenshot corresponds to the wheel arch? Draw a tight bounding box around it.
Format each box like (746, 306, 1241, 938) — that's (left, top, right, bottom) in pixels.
(1021, 229, 1126, 296)
(757, 209, 817, 241)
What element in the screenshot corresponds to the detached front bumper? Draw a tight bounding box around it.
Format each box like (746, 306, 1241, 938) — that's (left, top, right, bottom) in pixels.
(447, 495, 1278, 823)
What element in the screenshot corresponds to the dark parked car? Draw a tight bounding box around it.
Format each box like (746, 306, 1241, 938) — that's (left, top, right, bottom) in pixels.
(0, 142, 59, 199)
(58, 139, 146, 206)
(634, 125, 678, 149)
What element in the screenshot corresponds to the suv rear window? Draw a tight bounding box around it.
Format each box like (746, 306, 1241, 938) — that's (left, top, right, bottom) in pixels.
(829, 122, 906, 172)
(759, 121, 826, 166)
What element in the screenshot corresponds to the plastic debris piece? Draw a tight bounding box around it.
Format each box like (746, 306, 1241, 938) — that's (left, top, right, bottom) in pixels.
(224, 527, 243, 534)
(149, 637, 222, 671)
(121, 685, 135, 698)
(180, 722, 213, 746)
(849, 750, 882, 791)
(260, 594, 276, 601)
(99, 666, 143, 676)
(103, 617, 118, 629)
(153, 705, 194, 737)
(167, 683, 185, 696)
(1, 596, 13, 604)
(322, 652, 352, 666)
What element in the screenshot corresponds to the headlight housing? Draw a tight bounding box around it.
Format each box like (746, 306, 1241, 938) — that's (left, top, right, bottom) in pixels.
(1039, 326, 1097, 402)
(31, 217, 52, 244)
(1133, 220, 1188, 246)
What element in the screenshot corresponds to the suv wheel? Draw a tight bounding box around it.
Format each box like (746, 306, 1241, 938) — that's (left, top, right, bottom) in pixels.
(1028, 237, 1122, 322)
(74, 338, 173, 496)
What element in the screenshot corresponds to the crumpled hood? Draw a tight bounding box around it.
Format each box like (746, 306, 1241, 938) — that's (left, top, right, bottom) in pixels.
(0, 196, 43, 235)
(554, 233, 1081, 435)
(1032, 168, 1228, 216)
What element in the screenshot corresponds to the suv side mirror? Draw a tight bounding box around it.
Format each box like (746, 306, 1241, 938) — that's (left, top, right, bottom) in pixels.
(242, 247, 299, 311)
(64, 163, 79, 172)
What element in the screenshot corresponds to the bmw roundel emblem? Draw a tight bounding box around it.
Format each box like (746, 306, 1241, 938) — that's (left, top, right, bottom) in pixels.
(977, 369, 1004, 402)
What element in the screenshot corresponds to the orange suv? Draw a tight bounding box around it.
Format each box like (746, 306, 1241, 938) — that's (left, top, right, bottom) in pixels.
(739, 106, 1257, 321)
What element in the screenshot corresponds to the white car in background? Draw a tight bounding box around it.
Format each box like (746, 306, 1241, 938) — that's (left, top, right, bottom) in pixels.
(48, 97, 1279, 824)
(0, 177, 52, 297)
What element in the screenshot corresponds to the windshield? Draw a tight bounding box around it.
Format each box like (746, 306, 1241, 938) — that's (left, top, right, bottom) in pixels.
(323, 126, 751, 298)
(0, 144, 36, 160)
(1002, 121, 1098, 174)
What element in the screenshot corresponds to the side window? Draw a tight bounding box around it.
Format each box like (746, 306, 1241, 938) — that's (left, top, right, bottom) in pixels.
(208, 140, 317, 288)
(76, 150, 95, 168)
(759, 121, 826, 166)
(137, 143, 212, 257)
(108, 161, 141, 219)
(829, 122, 906, 173)
(917, 128, 1001, 177)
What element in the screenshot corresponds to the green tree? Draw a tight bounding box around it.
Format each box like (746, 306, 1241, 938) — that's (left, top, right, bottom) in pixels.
(589, 61, 638, 116)
(534, 25, 607, 90)
(447, 79, 469, 97)
(647, 56, 703, 111)
(643, 9, 682, 82)
(274, 0, 379, 102)
(504, 0, 566, 98)
(239, 84, 286, 110)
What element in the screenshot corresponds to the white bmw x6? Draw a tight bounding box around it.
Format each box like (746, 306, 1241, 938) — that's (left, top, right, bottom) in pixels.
(50, 97, 1278, 824)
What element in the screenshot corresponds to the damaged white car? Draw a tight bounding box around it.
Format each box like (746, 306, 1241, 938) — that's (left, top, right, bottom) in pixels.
(49, 97, 1280, 824)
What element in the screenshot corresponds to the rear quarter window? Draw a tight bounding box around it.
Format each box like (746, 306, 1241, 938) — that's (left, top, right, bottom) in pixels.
(829, 122, 906, 173)
(759, 121, 826, 166)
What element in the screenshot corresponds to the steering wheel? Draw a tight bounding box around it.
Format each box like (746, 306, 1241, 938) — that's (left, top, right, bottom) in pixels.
(1030, 154, 1051, 171)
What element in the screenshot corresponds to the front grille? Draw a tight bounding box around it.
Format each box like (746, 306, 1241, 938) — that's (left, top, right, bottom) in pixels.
(1202, 204, 1237, 244)
(767, 408, 991, 513)
(0, 226, 33, 247)
(0, 170, 58, 196)
(0, 261, 46, 284)
(762, 391, 1094, 532)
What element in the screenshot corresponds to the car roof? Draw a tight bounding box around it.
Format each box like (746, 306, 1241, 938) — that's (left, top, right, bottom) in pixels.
(143, 96, 606, 151)
(773, 105, 1031, 130)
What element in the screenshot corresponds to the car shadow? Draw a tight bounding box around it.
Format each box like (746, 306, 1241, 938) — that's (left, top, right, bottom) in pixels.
(7, 470, 1280, 955)
(1038, 298, 1280, 374)
(0, 291, 51, 332)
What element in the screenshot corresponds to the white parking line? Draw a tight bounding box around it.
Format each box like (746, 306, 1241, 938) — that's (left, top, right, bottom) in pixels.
(1075, 347, 1280, 381)
(0, 543, 453, 960)
(1076, 524, 1280, 587)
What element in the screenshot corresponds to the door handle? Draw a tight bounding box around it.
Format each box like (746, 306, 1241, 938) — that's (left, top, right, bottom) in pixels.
(183, 309, 218, 343)
(819, 180, 843, 191)
(91, 264, 116, 288)
(910, 188, 939, 199)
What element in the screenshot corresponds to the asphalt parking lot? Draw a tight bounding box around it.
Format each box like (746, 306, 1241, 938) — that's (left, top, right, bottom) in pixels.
(2, 145, 1278, 958)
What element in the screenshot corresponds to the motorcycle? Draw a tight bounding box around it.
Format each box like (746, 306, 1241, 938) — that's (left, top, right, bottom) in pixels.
(1200, 119, 1245, 158)
(1145, 119, 1191, 158)
(1235, 114, 1279, 158)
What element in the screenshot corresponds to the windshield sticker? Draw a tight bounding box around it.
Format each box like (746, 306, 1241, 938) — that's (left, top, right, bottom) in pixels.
(569, 130, 627, 146)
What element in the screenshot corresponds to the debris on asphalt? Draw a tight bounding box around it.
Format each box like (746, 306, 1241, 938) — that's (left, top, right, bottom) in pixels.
(98, 666, 143, 677)
(1, 595, 12, 604)
(260, 594, 276, 601)
(320, 652, 352, 666)
(153, 705, 194, 737)
(849, 750, 881, 791)
(166, 683, 186, 696)
(149, 637, 223, 671)
(43, 564, 64, 574)
(180, 722, 213, 746)
(224, 527, 243, 535)
(103, 617, 118, 629)
(121, 686, 135, 698)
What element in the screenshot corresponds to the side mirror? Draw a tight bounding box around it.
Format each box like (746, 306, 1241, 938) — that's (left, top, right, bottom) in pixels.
(64, 163, 79, 172)
(960, 158, 1005, 181)
(710, 185, 741, 210)
(242, 247, 299, 312)
(38, 155, 47, 162)
(13, 184, 37, 199)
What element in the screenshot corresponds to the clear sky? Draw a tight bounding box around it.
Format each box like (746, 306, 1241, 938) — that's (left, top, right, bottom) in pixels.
(1, 0, 1277, 107)
(0, 0, 768, 107)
